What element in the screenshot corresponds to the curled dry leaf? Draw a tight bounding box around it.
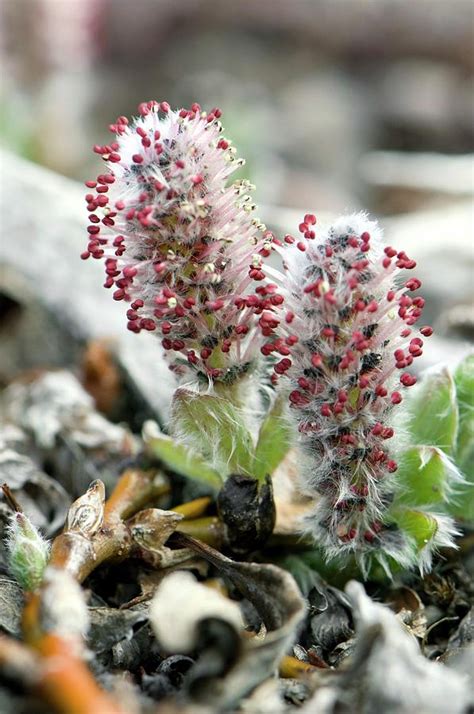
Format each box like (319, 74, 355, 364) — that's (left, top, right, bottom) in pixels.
(304, 581, 470, 714)
(161, 533, 306, 709)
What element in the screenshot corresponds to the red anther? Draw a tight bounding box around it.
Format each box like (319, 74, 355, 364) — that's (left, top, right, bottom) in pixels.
(274, 358, 292, 374)
(298, 377, 310, 390)
(113, 289, 125, 301)
(200, 348, 212, 360)
(348, 236, 359, 248)
(367, 300, 378, 313)
(285, 311, 295, 323)
(304, 213, 316, 225)
(324, 291, 337, 305)
(217, 139, 229, 149)
(160, 101, 170, 113)
(286, 335, 298, 345)
(297, 241, 307, 252)
(80, 251, 90, 260)
(131, 299, 144, 309)
(322, 327, 335, 338)
(391, 391, 402, 404)
(175, 159, 185, 169)
(289, 390, 310, 407)
(420, 326, 433, 337)
(311, 353, 323, 368)
(187, 351, 198, 365)
(85, 180, 97, 188)
(235, 324, 249, 335)
(387, 290, 396, 302)
(96, 185, 109, 194)
(361, 231, 370, 243)
(298, 222, 308, 234)
(304, 230, 316, 240)
(87, 225, 100, 235)
(375, 385, 388, 397)
(132, 154, 144, 164)
(284, 234, 295, 244)
(338, 390, 348, 403)
(382, 257, 392, 269)
(372, 423, 383, 436)
(382, 427, 394, 439)
(109, 153, 121, 163)
(192, 174, 204, 185)
(405, 278, 422, 291)
(183, 297, 196, 308)
(387, 460, 398, 473)
(321, 404, 332, 417)
(206, 299, 224, 311)
(394, 349, 405, 361)
(384, 246, 397, 258)
(400, 373, 417, 387)
(355, 300, 366, 312)
(359, 376, 370, 388)
(325, 246, 333, 257)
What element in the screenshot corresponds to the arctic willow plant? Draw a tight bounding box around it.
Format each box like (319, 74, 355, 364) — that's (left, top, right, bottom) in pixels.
(83, 100, 464, 573)
(274, 213, 459, 575)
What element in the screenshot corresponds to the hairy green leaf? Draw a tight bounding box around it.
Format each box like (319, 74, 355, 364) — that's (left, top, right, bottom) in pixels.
(392, 508, 438, 551)
(395, 445, 463, 507)
(451, 354, 474, 521)
(252, 395, 294, 481)
(146, 434, 222, 490)
(171, 389, 255, 476)
(405, 367, 458, 454)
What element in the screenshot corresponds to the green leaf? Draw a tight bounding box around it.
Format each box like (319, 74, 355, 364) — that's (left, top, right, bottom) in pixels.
(171, 389, 255, 476)
(453, 354, 474, 475)
(451, 354, 474, 522)
(252, 395, 294, 481)
(392, 508, 438, 551)
(274, 551, 359, 593)
(146, 434, 222, 491)
(405, 367, 458, 454)
(395, 445, 463, 507)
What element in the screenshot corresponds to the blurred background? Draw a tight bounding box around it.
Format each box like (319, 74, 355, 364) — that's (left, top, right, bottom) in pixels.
(0, 0, 473, 413)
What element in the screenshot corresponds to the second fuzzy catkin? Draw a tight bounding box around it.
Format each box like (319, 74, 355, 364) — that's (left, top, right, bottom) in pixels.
(275, 213, 433, 570)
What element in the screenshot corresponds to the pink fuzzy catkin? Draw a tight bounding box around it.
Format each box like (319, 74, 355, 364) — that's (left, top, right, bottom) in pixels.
(83, 101, 280, 383)
(274, 212, 434, 568)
